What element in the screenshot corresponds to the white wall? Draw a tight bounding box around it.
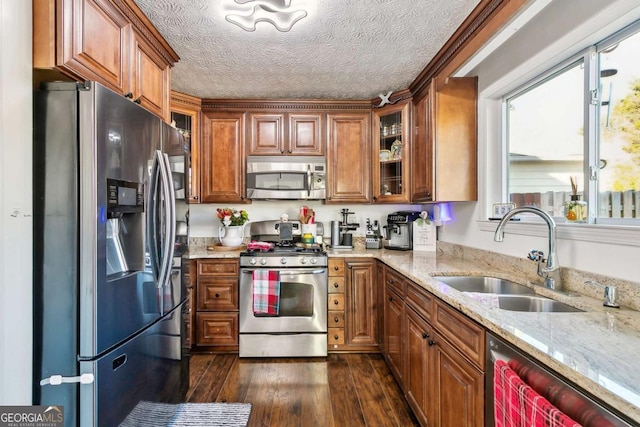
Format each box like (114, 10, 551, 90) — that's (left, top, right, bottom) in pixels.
(189, 201, 426, 239)
(0, 0, 33, 404)
(441, 0, 640, 283)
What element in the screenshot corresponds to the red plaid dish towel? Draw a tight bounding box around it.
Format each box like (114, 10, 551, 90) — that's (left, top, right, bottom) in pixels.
(494, 359, 582, 427)
(252, 270, 280, 316)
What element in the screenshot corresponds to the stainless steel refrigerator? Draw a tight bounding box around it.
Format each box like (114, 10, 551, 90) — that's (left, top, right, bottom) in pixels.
(33, 81, 188, 427)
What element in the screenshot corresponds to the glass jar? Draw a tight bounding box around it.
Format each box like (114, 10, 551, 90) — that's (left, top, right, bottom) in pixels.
(564, 195, 587, 223)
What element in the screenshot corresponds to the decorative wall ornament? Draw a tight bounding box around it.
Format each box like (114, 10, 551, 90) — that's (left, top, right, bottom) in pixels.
(377, 90, 395, 107)
(225, 0, 308, 32)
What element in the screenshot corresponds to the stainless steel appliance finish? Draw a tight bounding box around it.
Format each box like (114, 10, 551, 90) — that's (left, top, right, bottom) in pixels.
(384, 211, 420, 250)
(33, 81, 188, 427)
(246, 156, 326, 200)
(486, 332, 634, 427)
(239, 220, 328, 357)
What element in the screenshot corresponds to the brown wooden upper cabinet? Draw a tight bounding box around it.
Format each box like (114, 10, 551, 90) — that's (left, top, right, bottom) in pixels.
(247, 112, 324, 156)
(326, 112, 371, 203)
(130, 31, 171, 121)
(373, 100, 411, 203)
(33, 0, 178, 122)
(411, 77, 477, 203)
(170, 91, 202, 203)
(201, 111, 247, 203)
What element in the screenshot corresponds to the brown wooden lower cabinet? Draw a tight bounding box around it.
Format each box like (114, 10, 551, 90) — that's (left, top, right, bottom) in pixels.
(194, 259, 239, 352)
(196, 312, 239, 346)
(382, 265, 485, 427)
(327, 258, 378, 352)
(431, 333, 484, 427)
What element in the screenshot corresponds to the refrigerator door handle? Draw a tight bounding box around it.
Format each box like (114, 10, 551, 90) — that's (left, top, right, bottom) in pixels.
(156, 151, 176, 297)
(147, 151, 162, 283)
(40, 373, 95, 386)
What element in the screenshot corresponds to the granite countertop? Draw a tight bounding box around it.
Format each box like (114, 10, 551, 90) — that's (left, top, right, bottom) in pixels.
(188, 245, 640, 423)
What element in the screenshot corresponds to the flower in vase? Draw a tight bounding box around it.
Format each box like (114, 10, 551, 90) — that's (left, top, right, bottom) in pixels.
(216, 208, 249, 226)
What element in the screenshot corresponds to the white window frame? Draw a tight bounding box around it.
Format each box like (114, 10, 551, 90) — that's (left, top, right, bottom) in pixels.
(476, 20, 640, 247)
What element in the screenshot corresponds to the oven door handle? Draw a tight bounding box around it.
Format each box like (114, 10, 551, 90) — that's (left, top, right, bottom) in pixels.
(242, 269, 326, 275)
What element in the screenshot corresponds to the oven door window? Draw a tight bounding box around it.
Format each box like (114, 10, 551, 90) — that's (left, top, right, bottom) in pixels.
(248, 172, 308, 191)
(279, 281, 313, 317)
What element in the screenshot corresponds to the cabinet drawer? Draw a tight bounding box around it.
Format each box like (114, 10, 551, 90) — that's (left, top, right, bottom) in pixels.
(328, 328, 345, 346)
(406, 283, 434, 321)
(197, 278, 238, 311)
(328, 258, 345, 276)
(196, 312, 239, 346)
(328, 311, 345, 328)
(385, 268, 406, 297)
(197, 259, 239, 276)
(328, 294, 345, 311)
(434, 301, 485, 369)
(328, 276, 345, 293)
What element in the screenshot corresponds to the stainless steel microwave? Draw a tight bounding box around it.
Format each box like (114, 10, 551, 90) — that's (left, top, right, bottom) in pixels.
(246, 156, 326, 200)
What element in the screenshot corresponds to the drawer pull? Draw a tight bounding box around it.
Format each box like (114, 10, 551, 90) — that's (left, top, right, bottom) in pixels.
(333, 266, 339, 271)
(333, 299, 339, 305)
(215, 293, 220, 298)
(334, 317, 339, 323)
(334, 335, 339, 340)
(334, 282, 339, 288)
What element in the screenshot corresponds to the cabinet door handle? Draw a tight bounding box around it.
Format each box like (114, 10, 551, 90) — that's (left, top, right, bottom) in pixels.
(388, 296, 393, 302)
(348, 265, 352, 269)
(280, 149, 285, 154)
(124, 92, 133, 99)
(287, 149, 292, 154)
(428, 340, 436, 347)
(215, 293, 220, 298)
(133, 97, 141, 104)
(422, 332, 429, 339)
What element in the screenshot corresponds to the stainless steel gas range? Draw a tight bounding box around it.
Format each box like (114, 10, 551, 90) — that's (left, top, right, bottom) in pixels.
(239, 221, 328, 357)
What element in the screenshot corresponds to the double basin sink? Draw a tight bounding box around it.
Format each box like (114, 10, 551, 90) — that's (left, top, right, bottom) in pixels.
(435, 276, 583, 313)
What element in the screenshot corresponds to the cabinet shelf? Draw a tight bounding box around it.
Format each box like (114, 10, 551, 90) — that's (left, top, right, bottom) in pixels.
(380, 159, 402, 164)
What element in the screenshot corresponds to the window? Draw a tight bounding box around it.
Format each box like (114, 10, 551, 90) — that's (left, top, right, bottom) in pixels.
(505, 21, 640, 224)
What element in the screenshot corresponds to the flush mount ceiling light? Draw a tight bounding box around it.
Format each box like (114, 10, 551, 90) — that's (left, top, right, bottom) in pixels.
(225, 0, 308, 32)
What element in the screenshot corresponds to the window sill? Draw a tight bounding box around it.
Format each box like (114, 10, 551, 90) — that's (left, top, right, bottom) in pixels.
(477, 219, 640, 247)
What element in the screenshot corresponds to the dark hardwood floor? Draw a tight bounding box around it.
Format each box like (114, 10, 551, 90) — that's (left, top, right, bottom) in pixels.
(187, 353, 420, 427)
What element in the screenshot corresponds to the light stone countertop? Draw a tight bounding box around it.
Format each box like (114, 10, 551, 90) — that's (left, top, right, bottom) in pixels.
(187, 244, 640, 423)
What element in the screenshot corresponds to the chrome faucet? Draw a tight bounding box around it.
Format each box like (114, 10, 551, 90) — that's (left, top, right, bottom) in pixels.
(494, 206, 562, 291)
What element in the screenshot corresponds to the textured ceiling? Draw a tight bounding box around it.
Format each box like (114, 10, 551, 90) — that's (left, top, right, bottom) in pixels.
(134, 0, 480, 99)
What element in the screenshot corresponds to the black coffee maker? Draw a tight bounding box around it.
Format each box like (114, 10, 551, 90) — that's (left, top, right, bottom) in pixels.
(383, 211, 421, 250)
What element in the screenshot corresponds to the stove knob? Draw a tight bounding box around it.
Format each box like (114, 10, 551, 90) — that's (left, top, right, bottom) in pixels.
(250, 258, 257, 265)
(300, 257, 308, 264)
(260, 258, 267, 265)
(310, 258, 318, 265)
(280, 257, 287, 265)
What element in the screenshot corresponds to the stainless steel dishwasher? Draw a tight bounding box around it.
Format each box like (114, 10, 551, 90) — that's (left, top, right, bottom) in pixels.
(486, 332, 635, 427)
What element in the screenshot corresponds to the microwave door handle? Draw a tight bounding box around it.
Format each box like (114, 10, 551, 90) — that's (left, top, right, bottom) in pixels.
(307, 165, 312, 197)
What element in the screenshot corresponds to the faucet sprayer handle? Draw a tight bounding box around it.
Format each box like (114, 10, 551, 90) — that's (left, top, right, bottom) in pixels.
(527, 249, 544, 261)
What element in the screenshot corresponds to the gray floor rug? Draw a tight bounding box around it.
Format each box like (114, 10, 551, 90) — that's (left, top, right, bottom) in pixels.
(120, 401, 252, 427)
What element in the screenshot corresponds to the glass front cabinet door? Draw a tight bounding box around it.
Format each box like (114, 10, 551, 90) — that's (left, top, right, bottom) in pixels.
(373, 100, 410, 203)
